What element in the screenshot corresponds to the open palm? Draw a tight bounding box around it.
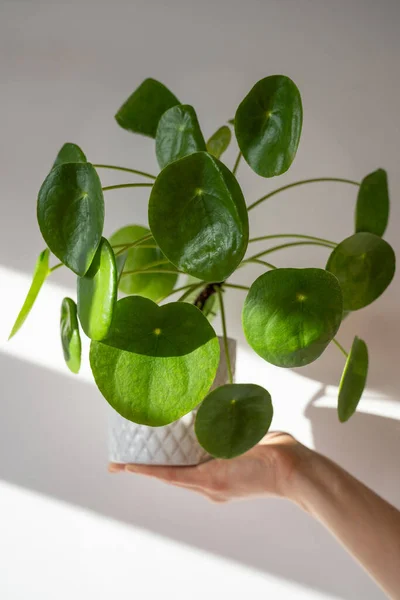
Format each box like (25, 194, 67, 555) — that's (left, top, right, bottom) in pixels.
(109, 432, 308, 503)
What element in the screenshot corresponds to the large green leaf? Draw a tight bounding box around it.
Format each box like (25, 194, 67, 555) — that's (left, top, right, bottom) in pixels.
(355, 169, 389, 237)
(60, 297, 81, 374)
(77, 237, 117, 340)
(206, 125, 232, 159)
(195, 383, 273, 458)
(37, 162, 104, 276)
(115, 78, 180, 138)
(148, 152, 249, 282)
(326, 232, 395, 311)
(242, 268, 343, 367)
(235, 75, 303, 177)
(338, 336, 368, 423)
(53, 143, 87, 168)
(90, 296, 220, 426)
(156, 104, 206, 169)
(109, 225, 177, 301)
(8, 249, 50, 339)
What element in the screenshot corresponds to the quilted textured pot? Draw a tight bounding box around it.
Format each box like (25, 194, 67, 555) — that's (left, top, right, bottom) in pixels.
(108, 337, 236, 465)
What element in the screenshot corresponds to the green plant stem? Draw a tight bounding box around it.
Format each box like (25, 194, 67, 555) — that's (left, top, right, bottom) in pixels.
(114, 234, 154, 256)
(157, 282, 205, 303)
(120, 268, 181, 277)
(93, 164, 156, 180)
(333, 338, 349, 358)
(223, 282, 251, 291)
(102, 183, 154, 192)
(247, 177, 360, 211)
(111, 243, 157, 249)
(49, 263, 63, 273)
(217, 286, 233, 384)
(241, 258, 278, 270)
(178, 282, 206, 302)
(138, 258, 170, 269)
(249, 233, 337, 246)
(232, 152, 242, 176)
(247, 240, 335, 262)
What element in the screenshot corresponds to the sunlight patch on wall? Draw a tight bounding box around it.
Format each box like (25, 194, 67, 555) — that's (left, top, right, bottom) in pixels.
(1, 264, 399, 441)
(0, 265, 93, 383)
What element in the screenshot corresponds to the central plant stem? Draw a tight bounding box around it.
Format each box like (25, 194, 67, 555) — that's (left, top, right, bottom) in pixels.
(193, 282, 222, 311)
(193, 282, 233, 384)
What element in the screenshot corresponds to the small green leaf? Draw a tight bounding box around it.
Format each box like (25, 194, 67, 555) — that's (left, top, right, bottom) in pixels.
(60, 297, 82, 374)
(326, 232, 395, 311)
(148, 152, 249, 282)
(156, 105, 206, 169)
(195, 383, 273, 458)
(338, 336, 368, 422)
(109, 225, 177, 301)
(8, 249, 50, 339)
(355, 169, 389, 237)
(206, 126, 232, 159)
(115, 78, 180, 138)
(90, 296, 220, 426)
(53, 143, 87, 168)
(77, 238, 117, 340)
(37, 162, 104, 276)
(235, 75, 303, 178)
(242, 268, 343, 367)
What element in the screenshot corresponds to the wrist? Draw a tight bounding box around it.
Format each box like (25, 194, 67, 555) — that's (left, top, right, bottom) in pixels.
(269, 436, 320, 505)
(284, 448, 338, 515)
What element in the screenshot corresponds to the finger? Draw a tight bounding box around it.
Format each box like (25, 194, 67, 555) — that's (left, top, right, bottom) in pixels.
(125, 463, 207, 486)
(108, 462, 125, 473)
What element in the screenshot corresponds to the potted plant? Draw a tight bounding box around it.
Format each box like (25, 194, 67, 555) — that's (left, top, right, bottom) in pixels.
(9, 75, 395, 465)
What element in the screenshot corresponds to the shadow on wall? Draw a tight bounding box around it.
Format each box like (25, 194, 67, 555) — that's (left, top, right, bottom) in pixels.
(305, 387, 400, 495)
(297, 283, 400, 399)
(0, 350, 393, 600)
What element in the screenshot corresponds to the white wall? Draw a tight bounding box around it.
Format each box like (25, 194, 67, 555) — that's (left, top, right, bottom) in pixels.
(1, 1, 399, 598)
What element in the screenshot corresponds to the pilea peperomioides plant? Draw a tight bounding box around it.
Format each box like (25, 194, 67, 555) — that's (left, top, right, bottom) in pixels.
(10, 75, 396, 459)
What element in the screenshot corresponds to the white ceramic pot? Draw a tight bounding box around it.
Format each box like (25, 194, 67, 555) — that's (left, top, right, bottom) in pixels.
(108, 337, 236, 465)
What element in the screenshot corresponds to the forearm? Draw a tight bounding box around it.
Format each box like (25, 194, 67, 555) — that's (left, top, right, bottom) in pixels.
(288, 452, 400, 599)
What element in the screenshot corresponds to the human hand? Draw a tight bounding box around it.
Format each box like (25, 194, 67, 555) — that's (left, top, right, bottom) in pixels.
(109, 432, 313, 503)
(110, 432, 400, 598)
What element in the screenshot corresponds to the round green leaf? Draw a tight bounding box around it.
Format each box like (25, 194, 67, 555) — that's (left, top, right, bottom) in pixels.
(195, 383, 273, 458)
(115, 78, 180, 138)
(109, 225, 178, 301)
(8, 249, 50, 340)
(53, 143, 87, 168)
(77, 237, 117, 341)
(242, 268, 343, 367)
(206, 125, 232, 159)
(60, 297, 81, 374)
(326, 232, 395, 311)
(37, 162, 104, 277)
(90, 296, 220, 426)
(148, 152, 249, 282)
(338, 336, 368, 423)
(235, 75, 303, 178)
(355, 169, 389, 237)
(156, 105, 206, 169)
